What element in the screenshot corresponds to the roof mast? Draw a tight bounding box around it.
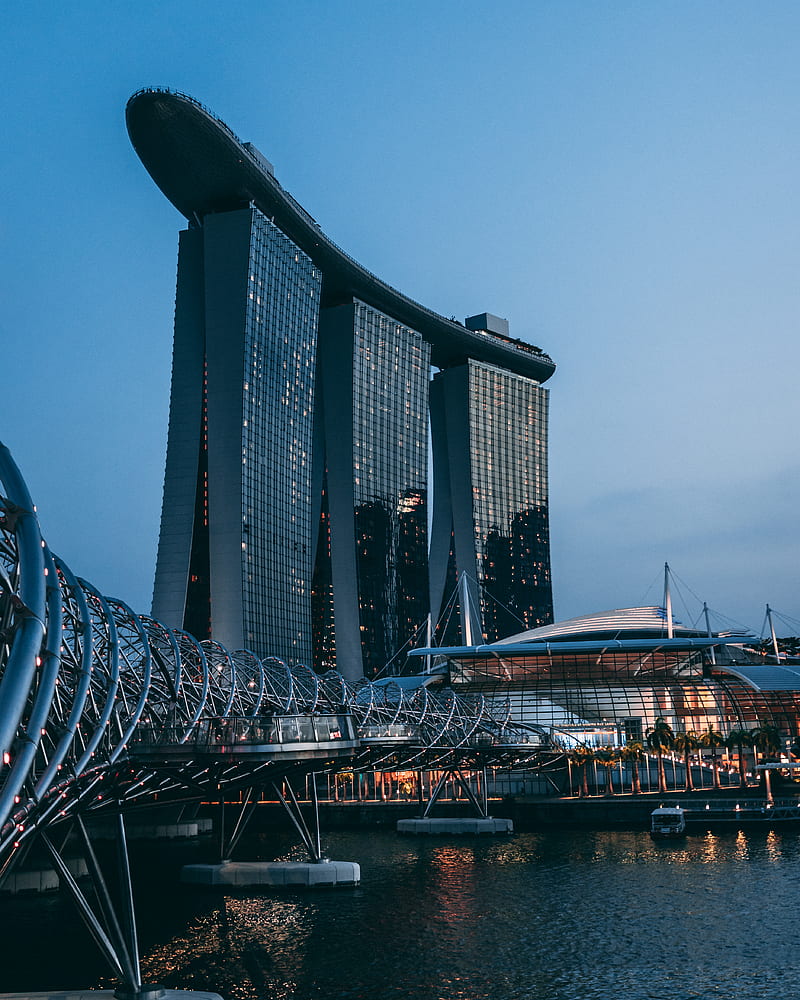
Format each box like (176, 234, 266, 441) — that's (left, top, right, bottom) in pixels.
(664, 562, 674, 639)
(767, 604, 781, 663)
(703, 601, 716, 665)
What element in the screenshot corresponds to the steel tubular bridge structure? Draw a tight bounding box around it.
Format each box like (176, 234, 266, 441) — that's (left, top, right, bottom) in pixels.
(0, 443, 542, 881)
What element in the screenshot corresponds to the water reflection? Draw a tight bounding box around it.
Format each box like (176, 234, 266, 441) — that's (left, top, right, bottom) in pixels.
(5, 828, 800, 999)
(734, 829, 750, 860)
(140, 895, 312, 1000)
(700, 830, 721, 863)
(765, 829, 782, 862)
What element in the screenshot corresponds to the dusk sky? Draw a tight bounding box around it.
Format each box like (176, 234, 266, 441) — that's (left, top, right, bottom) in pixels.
(2, 3, 798, 640)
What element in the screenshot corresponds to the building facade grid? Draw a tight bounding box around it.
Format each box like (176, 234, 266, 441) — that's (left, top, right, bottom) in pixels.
(468, 361, 552, 640)
(350, 301, 430, 675)
(240, 210, 321, 661)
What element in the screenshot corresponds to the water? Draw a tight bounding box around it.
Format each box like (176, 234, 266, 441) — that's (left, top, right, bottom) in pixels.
(3, 826, 800, 999)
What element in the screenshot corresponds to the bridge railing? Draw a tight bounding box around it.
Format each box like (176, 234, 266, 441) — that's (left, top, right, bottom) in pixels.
(129, 713, 357, 753)
(359, 723, 419, 742)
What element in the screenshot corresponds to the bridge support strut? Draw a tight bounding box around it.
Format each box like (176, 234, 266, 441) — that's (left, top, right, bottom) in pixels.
(398, 766, 513, 836)
(272, 775, 323, 863)
(41, 810, 166, 1000)
(422, 767, 488, 819)
(219, 786, 258, 861)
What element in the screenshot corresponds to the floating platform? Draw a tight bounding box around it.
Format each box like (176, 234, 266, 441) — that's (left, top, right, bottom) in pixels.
(397, 817, 513, 835)
(180, 860, 360, 888)
(87, 820, 206, 841)
(0, 858, 88, 895)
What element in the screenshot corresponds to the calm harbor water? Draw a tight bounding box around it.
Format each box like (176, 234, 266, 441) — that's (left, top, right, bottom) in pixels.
(3, 825, 800, 1000)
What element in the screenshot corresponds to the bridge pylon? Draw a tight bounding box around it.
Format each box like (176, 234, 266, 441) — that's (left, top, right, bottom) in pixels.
(397, 764, 514, 836)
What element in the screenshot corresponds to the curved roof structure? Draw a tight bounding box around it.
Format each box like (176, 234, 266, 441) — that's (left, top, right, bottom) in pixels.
(715, 662, 800, 692)
(495, 606, 713, 644)
(125, 88, 556, 383)
(409, 604, 761, 661)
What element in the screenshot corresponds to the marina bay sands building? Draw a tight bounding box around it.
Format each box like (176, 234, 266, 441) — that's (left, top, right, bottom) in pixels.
(126, 89, 556, 680)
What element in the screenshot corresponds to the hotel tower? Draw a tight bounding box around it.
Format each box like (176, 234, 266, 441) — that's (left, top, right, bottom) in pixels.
(126, 89, 556, 680)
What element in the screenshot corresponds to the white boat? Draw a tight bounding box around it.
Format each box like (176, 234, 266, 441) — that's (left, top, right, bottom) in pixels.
(650, 806, 686, 838)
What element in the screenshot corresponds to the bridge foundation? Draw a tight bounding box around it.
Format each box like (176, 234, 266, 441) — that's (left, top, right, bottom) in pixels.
(189, 780, 360, 887)
(397, 817, 513, 835)
(400, 766, 513, 834)
(0, 857, 89, 895)
(181, 859, 360, 888)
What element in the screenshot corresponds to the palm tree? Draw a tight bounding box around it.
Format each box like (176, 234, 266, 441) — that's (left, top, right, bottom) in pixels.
(727, 728, 753, 788)
(568, 745, 594, 797)
(646, 717, 675, 793)
(751, 722, 782, 798)
(699, 725, 726, 789)
(673, 731, 699, 791)
(594, 747, 620, 796)
(620, 742, 645, 794)
(751, 722, 782, 762)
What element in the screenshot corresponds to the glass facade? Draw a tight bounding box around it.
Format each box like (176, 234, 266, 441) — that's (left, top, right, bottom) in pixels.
(163, 207, 322, 665)
(159, 234, 553, 672)
(468, 360, 552, 640)
(351, 301, 431, 676)
(156, 212, 553, 677)
(239, 211, 320, 662)
(183, 358, 210, 641)
(447, 645, 800, 745)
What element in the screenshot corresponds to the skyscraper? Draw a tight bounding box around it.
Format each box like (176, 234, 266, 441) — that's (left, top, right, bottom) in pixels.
(151, 207, 321, 664)
(316, 300, 430, 677)
(126, 88, 556, 680)
(429, 352, 552, 645)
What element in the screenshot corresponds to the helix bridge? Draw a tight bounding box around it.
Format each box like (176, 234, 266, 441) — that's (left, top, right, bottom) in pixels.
(0, 442, 542, 886)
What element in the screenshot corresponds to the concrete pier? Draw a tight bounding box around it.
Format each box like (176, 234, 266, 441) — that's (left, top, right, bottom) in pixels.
(181, 860, 360, 888)
(0, 858, 89, 895)
(397, 817, 513, 835)
(87, 820, 205, 841)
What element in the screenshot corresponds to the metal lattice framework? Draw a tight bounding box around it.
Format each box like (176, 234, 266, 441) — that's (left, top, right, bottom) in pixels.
(0, 443, 540, 874)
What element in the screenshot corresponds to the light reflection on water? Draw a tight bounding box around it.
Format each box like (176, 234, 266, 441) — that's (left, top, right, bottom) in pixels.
(141, 896, 312, 1000)
(4, 827, 800, 999)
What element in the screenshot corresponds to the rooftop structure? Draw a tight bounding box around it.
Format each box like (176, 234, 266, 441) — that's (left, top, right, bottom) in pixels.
(126, 89, 555, 382)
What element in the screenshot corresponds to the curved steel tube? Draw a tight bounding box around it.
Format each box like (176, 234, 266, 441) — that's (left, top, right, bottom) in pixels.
(0, 442, 535, 873)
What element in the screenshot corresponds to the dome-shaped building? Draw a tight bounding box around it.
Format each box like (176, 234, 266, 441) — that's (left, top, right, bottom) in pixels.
(410, 605, 800, 753)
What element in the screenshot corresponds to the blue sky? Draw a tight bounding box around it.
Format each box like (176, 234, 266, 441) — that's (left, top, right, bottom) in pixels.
(2, 2, 798, 638)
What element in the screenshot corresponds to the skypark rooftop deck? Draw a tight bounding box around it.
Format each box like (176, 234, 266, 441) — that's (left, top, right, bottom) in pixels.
(126, 87, 556, 382)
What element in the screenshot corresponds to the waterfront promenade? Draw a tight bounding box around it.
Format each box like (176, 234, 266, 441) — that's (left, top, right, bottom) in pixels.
(189, 783, 796, 834)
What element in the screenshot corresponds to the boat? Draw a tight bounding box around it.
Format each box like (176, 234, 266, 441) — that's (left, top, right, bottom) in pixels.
(650, 806, 686, 838)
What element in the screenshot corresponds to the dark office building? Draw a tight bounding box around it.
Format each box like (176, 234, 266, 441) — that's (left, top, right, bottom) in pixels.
(430, 356, 552, 645)
(127, 88, 556, 680)
(150, 206, 320, 664)
(316, 301, 430, 678)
